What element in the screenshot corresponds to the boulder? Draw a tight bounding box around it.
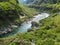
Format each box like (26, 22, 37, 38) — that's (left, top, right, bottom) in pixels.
(31, 21, 39, 28)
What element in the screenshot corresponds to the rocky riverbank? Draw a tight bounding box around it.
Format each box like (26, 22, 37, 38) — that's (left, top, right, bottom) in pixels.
(0, 16, 34, 37)
(0, 24, 18, 36)
(0, 15, 34, 37)
(0, 13, 49, 37)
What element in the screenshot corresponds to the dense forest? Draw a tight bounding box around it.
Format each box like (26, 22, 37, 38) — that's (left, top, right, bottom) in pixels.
(0, 0, 60, 45)
(0, 0, 39, 36)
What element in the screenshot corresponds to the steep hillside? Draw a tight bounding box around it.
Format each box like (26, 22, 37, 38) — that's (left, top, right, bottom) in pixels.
(0, 0, 39, 25)
(0, 0, 21, 25)
(0, 0, 60, 45)
(0, 0, 39, 36)
(32, 0, 60, 4)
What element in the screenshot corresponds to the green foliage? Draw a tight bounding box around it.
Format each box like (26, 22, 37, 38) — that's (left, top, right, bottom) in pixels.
(0, 0, 39, 25)
(57, 36, 60, 42)
(33, 0, 60, 4)
(55, 27, 60, 33)
(0, 0, 60, 45)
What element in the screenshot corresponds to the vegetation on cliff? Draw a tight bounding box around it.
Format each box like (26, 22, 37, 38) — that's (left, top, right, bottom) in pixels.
(0, 0, 39, 26)
(0, 0, 60, 45)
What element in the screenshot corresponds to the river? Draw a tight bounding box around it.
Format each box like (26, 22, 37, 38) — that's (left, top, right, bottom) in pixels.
(0, 13, 49, 38)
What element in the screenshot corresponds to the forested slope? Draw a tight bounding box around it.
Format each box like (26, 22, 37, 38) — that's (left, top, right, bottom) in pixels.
(32, 0, 60, 4)
(0, 0, 39, 37)
(0, 0, 60, 45)
(0, 0, 38, 26)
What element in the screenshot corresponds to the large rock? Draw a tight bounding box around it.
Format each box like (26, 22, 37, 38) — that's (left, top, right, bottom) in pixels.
(31, 21, 39, 28)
